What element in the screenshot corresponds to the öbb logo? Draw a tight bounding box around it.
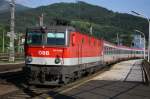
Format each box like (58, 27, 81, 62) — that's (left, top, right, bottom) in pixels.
(38, 51, 50, 55)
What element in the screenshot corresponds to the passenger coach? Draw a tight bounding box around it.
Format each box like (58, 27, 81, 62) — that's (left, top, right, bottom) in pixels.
(103, 41, 144, 63)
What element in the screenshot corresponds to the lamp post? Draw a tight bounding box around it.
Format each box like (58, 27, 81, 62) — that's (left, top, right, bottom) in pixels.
(131, 11, 150, 62)
(9, 0, 15, 62)
(2, 30, 5, 53)
(134, 29, 146, 59)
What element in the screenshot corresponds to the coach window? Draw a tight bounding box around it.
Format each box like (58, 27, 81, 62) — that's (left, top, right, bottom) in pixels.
(106, 47, 108, 54)
(110, 48, 112, 54)
(114, 49, 116, 54)
(104, 47, 106, 54)
(116, 49, 118, 54)
(115, 49, 117, 54)
(107, 47, 108, 54)
(108, 47, 110, 54)
(107, 47, 109, 54)
(111, 48, 113, 54)
(122, 50, 124, 54)
(107, 47, 108, 55)
(139, 51, 141, 54)
(109, 48, 111, 54)
(109, 47, 111, 55)
(118, 50, 120, 54)
(123, 50, 125, 54)
(113, 49, 115, 54)
(105, 47, 107, 54)
(111, 49, 113, 54)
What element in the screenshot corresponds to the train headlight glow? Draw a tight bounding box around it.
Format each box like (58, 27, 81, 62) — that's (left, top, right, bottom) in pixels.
(55, 58, 61, 64)
(26, 56, 32, 63)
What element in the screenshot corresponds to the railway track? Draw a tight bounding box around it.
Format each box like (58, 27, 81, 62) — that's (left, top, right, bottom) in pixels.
(142, 60, 150, 85)
(0, 71, 56, 98)
(0, 69, 55, 99)
(0, 64, 110, 99)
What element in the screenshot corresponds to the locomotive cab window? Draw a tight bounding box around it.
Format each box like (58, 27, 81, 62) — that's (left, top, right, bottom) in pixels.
(47, 32, 65, 45)
(27, 32, 43, 45)
(26, 29, 67, 46)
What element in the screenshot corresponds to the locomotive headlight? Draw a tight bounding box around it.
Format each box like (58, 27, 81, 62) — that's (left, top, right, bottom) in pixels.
(26, 56, 32, 63)
(55, 58, 61, 64)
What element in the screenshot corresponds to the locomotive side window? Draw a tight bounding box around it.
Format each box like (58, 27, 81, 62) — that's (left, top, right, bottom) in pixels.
(82, 38, 84, 44)
(47, 32, 65, 45)
(89, 38, 91, 45)
(94, 41, 96, 46)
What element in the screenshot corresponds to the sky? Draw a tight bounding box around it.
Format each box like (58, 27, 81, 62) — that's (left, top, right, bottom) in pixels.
(15, 0, 150, 18)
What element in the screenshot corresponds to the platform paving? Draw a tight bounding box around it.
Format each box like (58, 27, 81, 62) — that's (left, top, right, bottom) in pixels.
(46, 59, 150, 99)
(0, 61, 24, 66)
(0, 61, 24, 73)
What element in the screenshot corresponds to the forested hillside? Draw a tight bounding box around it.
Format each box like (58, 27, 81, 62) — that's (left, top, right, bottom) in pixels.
(0, 1, 148, 46)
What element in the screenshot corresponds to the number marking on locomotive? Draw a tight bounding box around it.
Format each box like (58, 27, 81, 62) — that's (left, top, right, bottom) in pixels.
(38, 51, 50, 55)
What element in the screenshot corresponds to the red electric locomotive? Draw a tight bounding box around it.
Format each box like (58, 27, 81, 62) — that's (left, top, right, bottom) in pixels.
(24, 26, 103, 85)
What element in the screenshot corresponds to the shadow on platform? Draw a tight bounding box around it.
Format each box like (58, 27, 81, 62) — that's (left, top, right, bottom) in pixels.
(45, 80, 150, 99)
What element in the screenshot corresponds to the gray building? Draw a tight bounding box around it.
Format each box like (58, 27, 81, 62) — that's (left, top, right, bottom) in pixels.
(132, 33, 144, 48)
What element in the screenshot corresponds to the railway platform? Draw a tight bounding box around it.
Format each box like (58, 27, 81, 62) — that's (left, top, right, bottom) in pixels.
(0, 61, 25, 98)
(0, 61, 24, 73)
(44, 59, 150, 99)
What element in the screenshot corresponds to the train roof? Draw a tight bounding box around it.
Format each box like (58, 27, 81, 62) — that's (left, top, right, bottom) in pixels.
(27, 26, 76, 33)
(26, 26, 102, 40)
(104, 40, 144, 51)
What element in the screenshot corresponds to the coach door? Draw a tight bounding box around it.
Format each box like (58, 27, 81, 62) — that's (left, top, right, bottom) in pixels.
(78, 44, 82, 65)
(78, 38, 84, 65)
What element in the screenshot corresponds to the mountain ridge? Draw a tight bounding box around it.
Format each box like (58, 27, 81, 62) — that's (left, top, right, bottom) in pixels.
(0, 0, 30, 13)
(0, 1, 148, 46)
